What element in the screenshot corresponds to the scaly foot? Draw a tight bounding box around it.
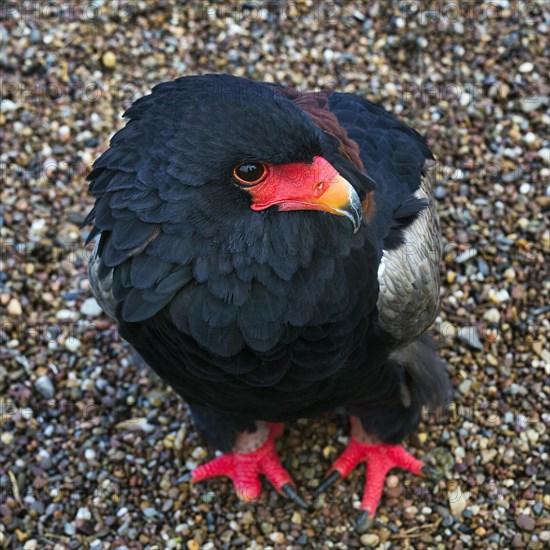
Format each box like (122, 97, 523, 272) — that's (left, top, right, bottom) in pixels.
(315, 417, 438, 532)
(178, 422, 308, 508)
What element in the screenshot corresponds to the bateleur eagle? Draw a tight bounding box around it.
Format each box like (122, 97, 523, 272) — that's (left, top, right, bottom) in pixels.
(85, 74, 450, 530)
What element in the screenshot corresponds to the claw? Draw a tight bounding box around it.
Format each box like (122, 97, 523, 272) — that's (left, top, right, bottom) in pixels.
(355, 510, 375, 533)
(282, 483, 310, 509)
(421, 464, 441, 481)
(314, 470, 341, 498)
(176, 472, 192, 484)
(318, 416, 428, 520)
(186, 423, 298, 505)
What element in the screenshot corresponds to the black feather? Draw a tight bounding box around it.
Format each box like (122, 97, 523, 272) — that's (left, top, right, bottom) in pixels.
(129, 255, 172, 289)
(384, 196, 428, 250)
(111, 218, 158, 251)
(84, 75, 445, 451)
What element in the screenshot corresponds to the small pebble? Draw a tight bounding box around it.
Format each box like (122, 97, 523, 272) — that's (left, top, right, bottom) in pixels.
(102, 51, 116, 68)
(538, 148, 550, 165)
(518, 62, 534, 73)
(386, 474, 400, 488)
(29, 219, 47, 237)
(456, 248, 478, 264)
(269, 532, 285, 544)
(360, 534, 380, 547)
(516, 514, 535, 531)
(481, 449, 497, 464)
(34, 375, 55, 399)
(64, 338, 82, 352)
(80, 297, 103, 317)
(483, 308, 501, 323)
(56, 309, 78, 321)
(7, 298, 22, 316)
(449, 485, 468, 516)
(458, 380, 472, 395)
(291, 511, 302, 524)
(84, 448, 96, 461)
(1, 432, 14, 445)
(58, 125, 70, 141)
(76, 507, 91, 521)
(457, 327, 483, 350)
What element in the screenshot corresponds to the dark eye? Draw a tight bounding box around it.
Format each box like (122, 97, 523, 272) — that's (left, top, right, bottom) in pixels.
(233, 163, 268, 185)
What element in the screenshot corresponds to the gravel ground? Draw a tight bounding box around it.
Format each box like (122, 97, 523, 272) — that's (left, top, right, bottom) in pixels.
(1, 1, 549, 548)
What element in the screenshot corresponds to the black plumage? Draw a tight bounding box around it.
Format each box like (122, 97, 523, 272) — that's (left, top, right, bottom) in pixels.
(86, 74, 448, 454)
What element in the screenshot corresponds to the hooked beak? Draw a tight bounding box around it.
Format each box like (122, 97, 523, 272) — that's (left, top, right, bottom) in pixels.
(248, 156, 364, 233)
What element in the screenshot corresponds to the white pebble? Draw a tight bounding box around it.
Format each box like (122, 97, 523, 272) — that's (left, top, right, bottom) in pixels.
(2, 99, 19, 111)
(460, 93, 471, 107)
(7, 298, 22, 316)
(519, 62, 534, 73)
(455, 446, 466, 458)
(323, 49, 334, 63)
(483, 308, 501, 323)
(496, 289, 510, 302)
(519, 183, 531, 194)
(84, 448, 96, 461)
(30, 219, 47, 237)
(360, 534, 380, 547)
(58, 125, 70, 140)
(90, 112, 102, 131)
(56, 309, 79, 321)
(80, 297, 103, 317)
(76, 507, 92, 521)
(449, 486, 469, 516)
(64, 338, 82, 352)
(538, 148, 550, 165)
(481, 449, 497, 464)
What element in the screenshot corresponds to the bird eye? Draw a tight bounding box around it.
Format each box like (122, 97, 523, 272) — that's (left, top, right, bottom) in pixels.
(233, 163, 268, 186)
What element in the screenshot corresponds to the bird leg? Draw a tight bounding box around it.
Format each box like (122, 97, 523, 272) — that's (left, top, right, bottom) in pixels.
(316, 416, 438, 532)
(179, 421, 308, 508)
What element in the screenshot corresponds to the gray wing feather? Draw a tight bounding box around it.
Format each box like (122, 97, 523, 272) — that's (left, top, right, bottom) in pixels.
(88, 237, 117, 319)
(377, 172, 442, 344)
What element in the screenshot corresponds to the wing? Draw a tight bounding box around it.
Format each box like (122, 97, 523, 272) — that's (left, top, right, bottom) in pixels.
(267, 86, 441, 344)
(376, 173, 442, 343)
(326, 92, 441, 343)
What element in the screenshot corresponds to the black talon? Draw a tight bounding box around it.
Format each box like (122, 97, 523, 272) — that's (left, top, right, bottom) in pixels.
(176, 472, 193, 484)
(282, 483, 310, 510)
(355, 510, 375, 533)
(314, 470, 341, 498)
(421, 465, 441, 481)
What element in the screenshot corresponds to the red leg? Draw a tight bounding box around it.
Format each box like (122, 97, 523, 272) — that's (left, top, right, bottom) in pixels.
(316, 417, 438, 531)
(179, 422, 308, 508)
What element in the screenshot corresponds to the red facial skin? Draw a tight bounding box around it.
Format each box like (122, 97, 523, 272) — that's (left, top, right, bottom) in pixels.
(243, 156, 362, 232)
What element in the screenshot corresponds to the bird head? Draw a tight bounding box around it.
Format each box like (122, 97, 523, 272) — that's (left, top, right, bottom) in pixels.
(113, 75, 365, 239)
(87, 74, 378, 334)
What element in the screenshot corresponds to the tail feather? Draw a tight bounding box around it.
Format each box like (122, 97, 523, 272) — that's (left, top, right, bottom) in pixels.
(392, 335, 451, 411)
